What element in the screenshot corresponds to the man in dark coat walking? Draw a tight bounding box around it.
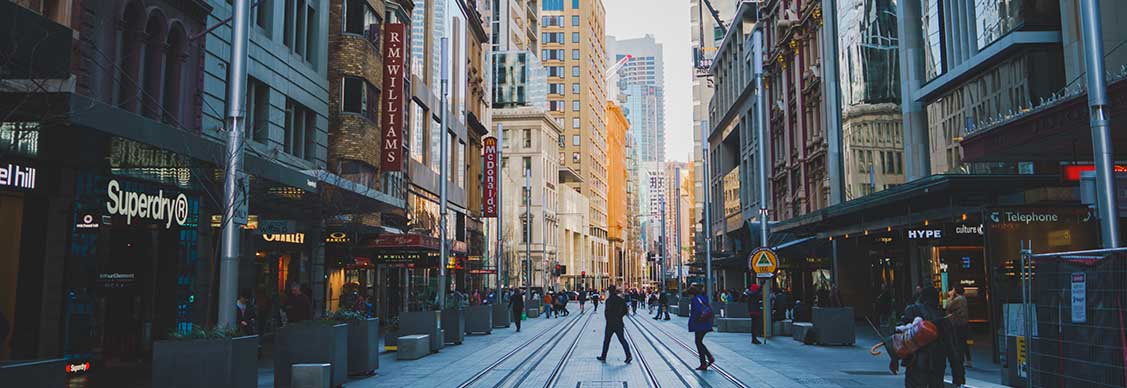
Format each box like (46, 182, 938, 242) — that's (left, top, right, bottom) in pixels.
(596, 285, 632, 364)
(509, 288, 525, 332)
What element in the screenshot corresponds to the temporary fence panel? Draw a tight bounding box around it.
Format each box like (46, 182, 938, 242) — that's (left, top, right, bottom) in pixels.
(1021, 247, 1127, 388)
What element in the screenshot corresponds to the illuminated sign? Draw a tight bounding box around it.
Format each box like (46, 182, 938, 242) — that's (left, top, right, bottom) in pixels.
(106, 179, 188, 229)
(483, 136, 499, 217)
(262, 233, 305, 244)
(380, 23, 406, 171)
(325, 232, 350, 243)
(955, 224, 984, 235)
(1061, 164, 1127, 182)
(0, 162, 36, 190)
(907, 229, 942, 239)
(65, 362, 91, 373)
(76, 214, 100, 229)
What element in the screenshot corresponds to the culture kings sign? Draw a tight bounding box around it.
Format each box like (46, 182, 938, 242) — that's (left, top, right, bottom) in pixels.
(483, 136, 498, 217)
(105, 179, 189, 229)
(380, 23, 406, 171)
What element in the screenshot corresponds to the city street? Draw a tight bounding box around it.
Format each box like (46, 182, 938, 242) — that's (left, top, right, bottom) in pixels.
(254, 302, 1005, 388)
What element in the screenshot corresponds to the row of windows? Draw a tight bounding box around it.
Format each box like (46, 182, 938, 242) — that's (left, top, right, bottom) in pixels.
(542, 15, 581, 27)
(542, 0, 581, 11)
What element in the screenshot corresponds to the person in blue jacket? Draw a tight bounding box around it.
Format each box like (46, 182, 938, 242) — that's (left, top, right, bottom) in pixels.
(688, 284, 715, 371)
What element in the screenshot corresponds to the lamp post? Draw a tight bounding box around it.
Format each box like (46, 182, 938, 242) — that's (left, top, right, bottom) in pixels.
(217, 0, 250, 329)
(438, 37, 449, 310)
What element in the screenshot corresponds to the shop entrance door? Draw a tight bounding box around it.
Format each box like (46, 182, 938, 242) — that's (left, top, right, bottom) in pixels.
(377, 266, 404, 322)
(100, 227, 178, 365)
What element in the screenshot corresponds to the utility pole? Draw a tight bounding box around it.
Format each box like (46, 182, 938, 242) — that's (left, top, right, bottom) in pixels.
(525, 169, 533, 307)
(1080, 0, 1120, 248)
(675, 167, 683, 297)
(542, 189, 548, 291)
(753, 28, 773, 339)
(660, 196, 668, 292)
(702, 120, 714, 302)
(438, 37, 449, 310)
(217, 0, 250, 329)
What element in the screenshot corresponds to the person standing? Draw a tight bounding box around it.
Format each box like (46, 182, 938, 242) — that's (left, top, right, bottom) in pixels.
(578, 288, 588, 313)
(687, 284, 715, 370)
(471, 289, 482, 306)
(747, 284, 762, 344)
(596, 285, 632, 364)
(236, 293, 257, 336)
(544, 291, 554, 319)
(947, 286, 970, 379)
(509, 288, 525, 332)
(655, 288, 671, 320)
(590, 290, 600, 312)
(900, 287, 951, 388)
(284, 282, 312, 324)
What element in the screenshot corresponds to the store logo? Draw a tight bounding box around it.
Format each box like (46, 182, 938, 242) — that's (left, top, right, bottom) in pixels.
(990, 211, 1060, 224)
(325, 232, 349, 243)
(0, 162, 36, 190)
(263, 233, 304, 244)
(76, 214, 100, 229)
(907, 229, 942, 239)
(105, 180, 189, 228)
(955, 224, 984, 235)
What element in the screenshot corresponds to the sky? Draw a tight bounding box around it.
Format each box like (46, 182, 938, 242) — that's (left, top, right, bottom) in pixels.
(604, 0, 694, 163)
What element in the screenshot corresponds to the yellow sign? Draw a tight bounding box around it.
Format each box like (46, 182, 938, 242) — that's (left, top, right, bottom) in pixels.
(1016, 335, 1027, 378)
(749, 248, 778, 274)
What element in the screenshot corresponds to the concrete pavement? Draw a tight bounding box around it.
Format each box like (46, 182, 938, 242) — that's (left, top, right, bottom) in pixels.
(256, 302, 1008, 387)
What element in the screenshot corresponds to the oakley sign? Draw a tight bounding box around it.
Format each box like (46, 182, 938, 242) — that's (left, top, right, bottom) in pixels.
(105, 179, 189, 228)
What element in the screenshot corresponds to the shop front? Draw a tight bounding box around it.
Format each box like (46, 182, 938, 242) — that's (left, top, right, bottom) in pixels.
(366, 234, 441, 320)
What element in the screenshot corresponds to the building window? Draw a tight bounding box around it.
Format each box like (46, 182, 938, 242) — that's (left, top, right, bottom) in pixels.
(523, 157, 531, 176)
(457, 140, 466, 187)
(572, 118, 580, 129)
(344, 0, 381, 49)
(572, 83, 579, 93)
(284, 98, 316, 160)
(254, 0, 273, 34)
(572, 49, 580, 60)
(339, 159, 376, 187)
(342, 76, 379, 123)
(571, 135, 580, 146)
(572, 100, 580, 111)
(283, 0, 317, 64)
(571, 32, 579, 43)
(571, 66, 579, 77)
(410, 101, 425, 162)
(571, 15, 580, 26)
(543, 0, 563, 11)
(558, 135, 564, 147)
(572, 0, 579, 9)
(246, 77, 270, 143)
(523, 128, 532, 148)
(550, 100, 564, 111)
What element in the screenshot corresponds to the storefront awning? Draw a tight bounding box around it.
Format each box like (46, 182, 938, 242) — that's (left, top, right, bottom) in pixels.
(368, 234, 440, 250)
(305, 169, 406, 213)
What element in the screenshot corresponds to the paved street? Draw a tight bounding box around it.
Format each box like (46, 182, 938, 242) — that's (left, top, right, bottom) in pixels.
(254, 302, 1006, 388)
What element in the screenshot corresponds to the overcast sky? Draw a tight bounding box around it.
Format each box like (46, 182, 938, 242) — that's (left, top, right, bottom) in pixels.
(604, 0, 694, 163)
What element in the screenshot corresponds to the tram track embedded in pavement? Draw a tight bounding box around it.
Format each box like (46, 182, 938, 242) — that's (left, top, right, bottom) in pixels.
(542, 308, 597, 388)
(456, 307, 590, 388)
(626, 314, 704, 388)
(630, 314, 750, 388)
(621, 315, 665, 388)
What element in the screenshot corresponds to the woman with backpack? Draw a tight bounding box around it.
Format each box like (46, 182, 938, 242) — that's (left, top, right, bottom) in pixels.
(687, 284, 715, 371)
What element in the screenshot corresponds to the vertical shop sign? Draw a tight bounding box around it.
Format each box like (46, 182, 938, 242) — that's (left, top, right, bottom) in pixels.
(1071, 272, 1086, 323)
(380, 23, 406, 171)
(483, 136, 498, 217)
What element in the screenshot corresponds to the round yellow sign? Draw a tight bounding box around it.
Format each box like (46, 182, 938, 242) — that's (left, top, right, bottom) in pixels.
(748, 248, 778, 274)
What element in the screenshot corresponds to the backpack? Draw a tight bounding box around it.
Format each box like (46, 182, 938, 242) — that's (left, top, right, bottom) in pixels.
(869, 304, 940, 359)
(697, 296, 714, 322)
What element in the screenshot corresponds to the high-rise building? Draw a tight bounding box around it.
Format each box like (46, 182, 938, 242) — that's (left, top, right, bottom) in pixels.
(689, 0, 737, 261)
(540, 0, 609, 287)
(606, 101, 630, 286)
(607, 35, 666, 163)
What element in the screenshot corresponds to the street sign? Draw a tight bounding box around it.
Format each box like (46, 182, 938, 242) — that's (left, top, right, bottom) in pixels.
(749, 247, 778, 275)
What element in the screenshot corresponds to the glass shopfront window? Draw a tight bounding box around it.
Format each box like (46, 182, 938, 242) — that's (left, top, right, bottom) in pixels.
(974, 0, 1061, 50)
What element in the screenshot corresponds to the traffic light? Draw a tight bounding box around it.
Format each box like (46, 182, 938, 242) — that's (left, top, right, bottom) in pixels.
(559, 265, 566, 275)
(581, 270, 586, 278)
(554, 264, 562, 275)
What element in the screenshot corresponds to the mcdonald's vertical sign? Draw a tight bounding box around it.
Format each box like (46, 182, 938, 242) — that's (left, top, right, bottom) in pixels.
(483, 136, 498, 217)
(380, 23, 406, 171)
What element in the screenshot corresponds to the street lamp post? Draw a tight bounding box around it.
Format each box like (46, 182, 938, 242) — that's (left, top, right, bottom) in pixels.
(495, 124, 504, 293)
(702, 121, 714, 302)
(438, 37, 449, 311)
(525, 169, 532, 308)
(675, 167, 683, 297)
(753, 28, 772, 339)
(1080, 0, 1120, 249)
(217, 0, 251, 329)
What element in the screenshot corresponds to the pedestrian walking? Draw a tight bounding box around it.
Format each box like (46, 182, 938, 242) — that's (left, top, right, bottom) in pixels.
(509, 288, 525, 332)
(899, 287, 952, 388)
(471, 289, 482, 306)
(590, 290, 600, 312)
(596, 285, 632, 364)
(236, 293, 257, 336)
(687, 284, 715, 370)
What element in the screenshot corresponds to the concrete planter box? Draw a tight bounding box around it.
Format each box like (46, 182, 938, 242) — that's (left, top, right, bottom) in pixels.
(722, 303, 750, 318)
(0, 358, 65, 388)
(716, 318, 753, 333)
(492, 303, 511, 328)
(466, 305, 493, 334)
(441, 309, 465, 344)
(525, 306, 541, 318)
(399, 311, 443, 352)
(346, 318, 379, 376)
(812, 307, 855, 345)
(274, 323, 348, 388)
(677, 297, 690, 317)
(151, 335, 257, 388)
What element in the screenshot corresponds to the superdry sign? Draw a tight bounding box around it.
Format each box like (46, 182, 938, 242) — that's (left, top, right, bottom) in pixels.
(483, 136, 498, 217)
(380, 23, 406, 171)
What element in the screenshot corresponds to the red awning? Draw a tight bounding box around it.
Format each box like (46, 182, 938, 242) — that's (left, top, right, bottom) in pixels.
(367, 234, 440, 250)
